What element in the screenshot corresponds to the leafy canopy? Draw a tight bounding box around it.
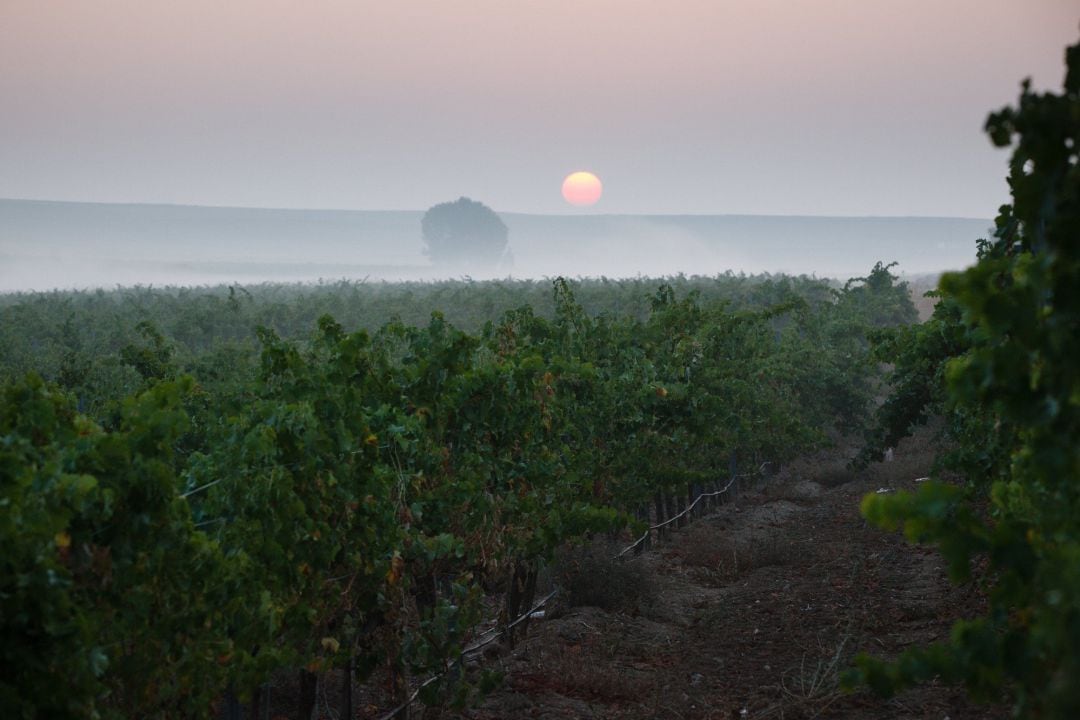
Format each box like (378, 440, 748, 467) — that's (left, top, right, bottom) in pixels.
(849, 34, 1080, 717)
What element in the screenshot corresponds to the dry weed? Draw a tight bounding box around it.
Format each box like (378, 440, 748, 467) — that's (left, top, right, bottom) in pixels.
(681, 526, 788, 585)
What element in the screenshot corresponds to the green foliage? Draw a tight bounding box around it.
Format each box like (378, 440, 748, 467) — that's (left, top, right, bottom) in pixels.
(0, 258, 907, 715)
(848, 35, 1080, 717)
(0, 374, 235, 718)
(0, 376, 104, 718)
(856, 292, 970, 466)
(839, 262, 918, 329)
(119, 320, 176, 382)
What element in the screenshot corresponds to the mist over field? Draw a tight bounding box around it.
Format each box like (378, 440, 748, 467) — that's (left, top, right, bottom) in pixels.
(2, 3, 1069, 295)
(0, 199, 988, 293)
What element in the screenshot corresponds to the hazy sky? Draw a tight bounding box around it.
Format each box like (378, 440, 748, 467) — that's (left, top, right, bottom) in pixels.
(1, 1, 1076, 216)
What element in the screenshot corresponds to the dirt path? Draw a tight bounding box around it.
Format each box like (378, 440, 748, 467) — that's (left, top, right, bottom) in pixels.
(457, 433, 1005, 720)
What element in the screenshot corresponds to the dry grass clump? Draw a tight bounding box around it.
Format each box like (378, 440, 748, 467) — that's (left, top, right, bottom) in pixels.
(680, 525, 788, 585)
(768, 635, 851, 719)
(812, 463, 858, 489)
(553, 542, 657, 615)
(791, 452, 858, 490)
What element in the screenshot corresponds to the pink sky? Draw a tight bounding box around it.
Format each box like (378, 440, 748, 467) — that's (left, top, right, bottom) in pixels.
(1, 1, 1076, 215)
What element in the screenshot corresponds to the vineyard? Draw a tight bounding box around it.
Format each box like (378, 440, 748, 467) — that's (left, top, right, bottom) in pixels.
(0, 266, 915, 718)
(3, 35, 1079, 720)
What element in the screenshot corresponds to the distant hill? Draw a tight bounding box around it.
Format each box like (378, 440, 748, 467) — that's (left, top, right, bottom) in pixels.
(0, 198, 991, 292)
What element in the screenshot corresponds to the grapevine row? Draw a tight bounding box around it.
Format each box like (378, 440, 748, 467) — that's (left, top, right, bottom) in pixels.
(1, 271, 912, 718)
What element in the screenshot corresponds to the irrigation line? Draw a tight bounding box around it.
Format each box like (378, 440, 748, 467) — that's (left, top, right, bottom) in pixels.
(463, 589, 560, 657)
(379, 461, 773, 719)
(613, 462, 770, 559)
(376, 589, 560, 720)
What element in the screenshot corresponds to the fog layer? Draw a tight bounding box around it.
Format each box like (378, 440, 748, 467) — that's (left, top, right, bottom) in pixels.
(0, 199, 988, 292)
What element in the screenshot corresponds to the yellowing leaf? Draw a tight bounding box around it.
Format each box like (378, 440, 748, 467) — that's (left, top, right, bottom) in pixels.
(55, 531, 71, 549)
(386, 552, 404, 586)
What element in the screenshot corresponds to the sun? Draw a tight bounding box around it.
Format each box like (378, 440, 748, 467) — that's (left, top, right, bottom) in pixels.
(561, 171, 603, 207)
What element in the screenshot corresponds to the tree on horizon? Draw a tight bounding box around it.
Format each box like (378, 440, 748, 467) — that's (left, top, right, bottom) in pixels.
(421, 197, 511, 271)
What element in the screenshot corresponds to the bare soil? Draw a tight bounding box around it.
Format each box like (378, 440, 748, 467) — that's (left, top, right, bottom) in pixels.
(447, 430, 1005, 720)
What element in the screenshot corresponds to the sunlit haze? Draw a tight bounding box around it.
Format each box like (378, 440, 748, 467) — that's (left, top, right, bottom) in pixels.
(1, 1, 1075, 216)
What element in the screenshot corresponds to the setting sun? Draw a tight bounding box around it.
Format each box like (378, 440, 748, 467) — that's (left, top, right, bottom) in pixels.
(561, 171, 603, 207)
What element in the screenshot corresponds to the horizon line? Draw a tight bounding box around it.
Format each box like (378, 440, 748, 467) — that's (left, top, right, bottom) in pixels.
(0, 196, 993, 223)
